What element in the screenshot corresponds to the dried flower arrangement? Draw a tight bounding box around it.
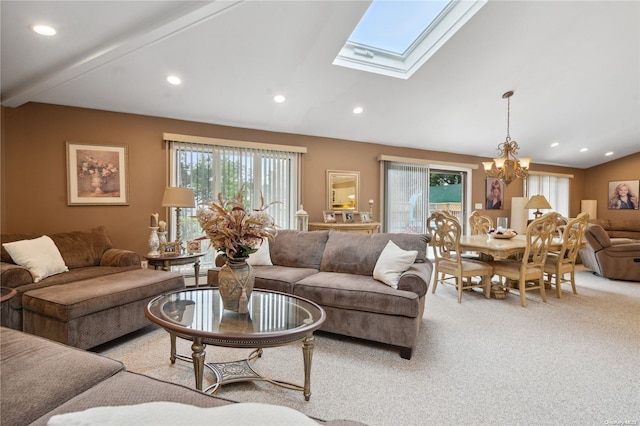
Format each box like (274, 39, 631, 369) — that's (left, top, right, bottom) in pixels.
(196, 188, 278, 260)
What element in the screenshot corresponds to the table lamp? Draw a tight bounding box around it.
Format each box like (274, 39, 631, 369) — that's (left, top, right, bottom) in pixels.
(524, 195, 552, 219)
(161, 187, 195, 244)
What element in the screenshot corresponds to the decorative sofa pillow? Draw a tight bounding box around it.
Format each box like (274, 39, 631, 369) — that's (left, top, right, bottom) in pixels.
(2, 235, 68, 282)
(247, 238, 273, 266)
(373, 240, 418, 288)
(46, 401, 319, 426)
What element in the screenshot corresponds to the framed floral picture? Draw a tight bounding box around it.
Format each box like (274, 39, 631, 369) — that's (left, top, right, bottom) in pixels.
(66, 142, 129, 205)
(607, 180, 639, 210)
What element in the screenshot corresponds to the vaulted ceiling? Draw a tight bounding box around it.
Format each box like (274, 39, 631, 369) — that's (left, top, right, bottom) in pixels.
(2, 1, 638, 168)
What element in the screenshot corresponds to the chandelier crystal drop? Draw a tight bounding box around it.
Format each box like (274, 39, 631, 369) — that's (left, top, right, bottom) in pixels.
(482, 91, 531, 186)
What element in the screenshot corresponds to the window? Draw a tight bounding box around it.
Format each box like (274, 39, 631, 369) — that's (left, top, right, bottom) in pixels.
(333, 0, 487, 79)
(380, 156, 473, 234)
(526, 173, 571, 218)
(164, 134, 304, 271)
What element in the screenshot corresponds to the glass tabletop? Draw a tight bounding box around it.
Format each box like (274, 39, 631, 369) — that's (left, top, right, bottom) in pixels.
(146, 288, 325, 341)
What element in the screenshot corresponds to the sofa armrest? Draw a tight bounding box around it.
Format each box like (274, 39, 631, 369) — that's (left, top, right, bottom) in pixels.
(0, 262, 34, 287)
(100, 249, 142, 268)
(397, 262, 432, 297)
(602, 243, 640, 257)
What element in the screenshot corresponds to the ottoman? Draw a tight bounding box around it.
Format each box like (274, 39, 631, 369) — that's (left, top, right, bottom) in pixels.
(22, 269, 185, 349)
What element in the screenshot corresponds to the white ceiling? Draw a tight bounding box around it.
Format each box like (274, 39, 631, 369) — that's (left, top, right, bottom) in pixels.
(2, 1, 639, 169)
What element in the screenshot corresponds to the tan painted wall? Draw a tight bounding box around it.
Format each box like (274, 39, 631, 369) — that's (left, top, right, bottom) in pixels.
(1, 102, 621, 256)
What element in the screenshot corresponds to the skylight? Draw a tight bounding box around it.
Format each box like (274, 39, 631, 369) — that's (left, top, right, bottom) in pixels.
(333, 0, 487, 79)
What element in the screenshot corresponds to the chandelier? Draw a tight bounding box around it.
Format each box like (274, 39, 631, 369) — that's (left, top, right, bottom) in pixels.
(482, 91, 531, 186)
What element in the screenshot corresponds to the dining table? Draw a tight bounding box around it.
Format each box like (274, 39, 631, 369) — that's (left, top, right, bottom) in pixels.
(457, 234, 568, 299)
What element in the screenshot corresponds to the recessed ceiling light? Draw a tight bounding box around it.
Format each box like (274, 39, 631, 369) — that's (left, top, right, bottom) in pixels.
(353, 106, 364, 114)
(166, 75, 181, 85)
(605, 151, 614, 156)
(32, 25, 56, 36)
(273, 95, 286, 103)
(580, 148, 589, 152)
(550, 142, 559, 147)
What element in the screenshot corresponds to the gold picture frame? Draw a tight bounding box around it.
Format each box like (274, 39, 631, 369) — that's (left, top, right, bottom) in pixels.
(66, 142, 129, 205)
(161, 242, 180, 256)
(187, 240, 202, 254)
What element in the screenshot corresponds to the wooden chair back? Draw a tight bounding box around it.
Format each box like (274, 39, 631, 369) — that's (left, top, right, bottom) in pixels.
(469, 211, 493, 235)
(523, 212, 559, 269)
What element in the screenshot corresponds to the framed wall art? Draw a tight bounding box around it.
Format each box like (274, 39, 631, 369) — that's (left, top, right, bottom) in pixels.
(485, 178, 504, 210)
(607, 180, 639, 210)
(66, 142, 129, 205)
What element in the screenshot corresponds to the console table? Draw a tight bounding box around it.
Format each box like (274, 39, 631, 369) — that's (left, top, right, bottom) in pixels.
(308, 222, 380, 234)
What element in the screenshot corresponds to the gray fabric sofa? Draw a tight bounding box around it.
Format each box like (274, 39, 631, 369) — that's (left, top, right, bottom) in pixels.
(0, 326, 363, 426)
(0, 227, 185, 349)
(208, 230, 433, 359)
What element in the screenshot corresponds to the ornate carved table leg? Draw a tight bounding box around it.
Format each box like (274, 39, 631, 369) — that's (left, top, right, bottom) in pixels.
(170, 332, 177, 364)
(191, 337, 206, 391)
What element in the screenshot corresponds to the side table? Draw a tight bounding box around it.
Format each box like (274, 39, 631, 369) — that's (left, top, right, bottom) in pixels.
(144, 253, 206, 287)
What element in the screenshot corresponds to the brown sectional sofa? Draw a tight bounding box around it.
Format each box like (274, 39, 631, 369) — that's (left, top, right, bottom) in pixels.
(0, 227, 185, 349)
(208, 230, 433, 359)
(579, 222, 640, 282)
(0, 326, 363, 426)
(587, 218, 640, 240)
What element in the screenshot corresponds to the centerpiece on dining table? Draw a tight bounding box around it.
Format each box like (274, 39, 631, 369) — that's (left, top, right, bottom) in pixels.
(488, 226, 517, 239)
(196, 188, 278, 313)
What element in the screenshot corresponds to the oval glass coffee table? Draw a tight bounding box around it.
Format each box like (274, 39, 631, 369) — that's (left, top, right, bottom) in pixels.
(145, 288, 326, 400)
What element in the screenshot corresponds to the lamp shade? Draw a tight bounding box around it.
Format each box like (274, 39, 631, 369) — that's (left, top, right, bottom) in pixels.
(524, 195, 552, 210)
(161, 187, 195, 208)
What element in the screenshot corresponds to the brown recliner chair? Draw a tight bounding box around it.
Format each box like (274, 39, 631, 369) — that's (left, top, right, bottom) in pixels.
(579, 224, 640, 281)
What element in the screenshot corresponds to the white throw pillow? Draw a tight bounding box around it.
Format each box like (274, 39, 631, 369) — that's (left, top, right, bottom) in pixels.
(373, 240, 418, 288)
(2, 236, 68, 282)
(46, 401, 318, 426)
(246, 238, 273, 266)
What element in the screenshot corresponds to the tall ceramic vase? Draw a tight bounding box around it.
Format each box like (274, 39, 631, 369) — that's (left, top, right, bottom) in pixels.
(217, 257, 255, 313)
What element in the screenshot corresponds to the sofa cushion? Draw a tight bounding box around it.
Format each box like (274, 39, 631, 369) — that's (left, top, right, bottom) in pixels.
(209, 265, 318, 294)
(294, 272, 421, 318)
(0, 326, 124, 426)
(22, 269, 184, 322)
(49, 226, 114, 269)
(2, 235, 69, 282)
(587, 224, 612, 248)
(373, 240, 418, 288)
(246, 238, 273, 266)
(270, 230, 329, 269)
(320, 231, 429, 276)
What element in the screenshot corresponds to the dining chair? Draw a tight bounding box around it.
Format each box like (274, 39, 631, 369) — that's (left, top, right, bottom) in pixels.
(427, 212, 493, 303)
(469, 211, 493, 235)
(490, 212, 558, 307)
(543, 212, 589, 298)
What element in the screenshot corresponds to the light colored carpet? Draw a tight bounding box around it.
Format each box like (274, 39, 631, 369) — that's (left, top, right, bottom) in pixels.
(95, 266, 640, 425)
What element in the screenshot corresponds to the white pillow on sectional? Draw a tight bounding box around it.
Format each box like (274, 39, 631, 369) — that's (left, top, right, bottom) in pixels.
(246, 238, 273, 266)
(373, 240, 418, 289)
(2, 235, 68, 283)
(46, 401, 318, 426)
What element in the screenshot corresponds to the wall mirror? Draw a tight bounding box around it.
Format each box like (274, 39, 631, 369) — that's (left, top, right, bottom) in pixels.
(327, 170, 359, 211)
